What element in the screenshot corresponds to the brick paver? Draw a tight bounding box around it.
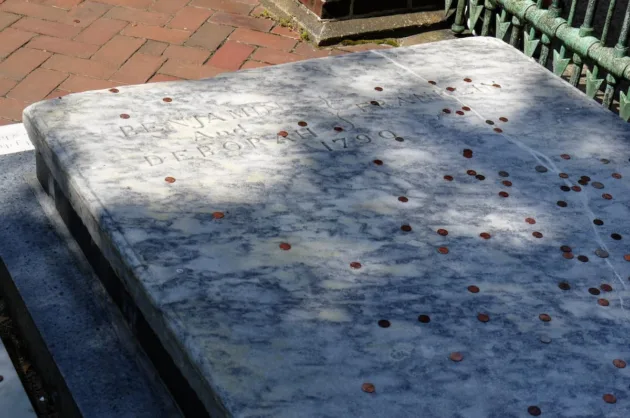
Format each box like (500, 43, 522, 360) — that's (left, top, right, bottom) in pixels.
(0, 0, 391, 124)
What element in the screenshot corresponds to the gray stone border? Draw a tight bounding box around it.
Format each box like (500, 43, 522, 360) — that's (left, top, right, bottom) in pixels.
(261, 0, 452, 46)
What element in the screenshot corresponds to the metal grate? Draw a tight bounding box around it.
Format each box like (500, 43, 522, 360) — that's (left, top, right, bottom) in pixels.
(449, 0, 630, 120)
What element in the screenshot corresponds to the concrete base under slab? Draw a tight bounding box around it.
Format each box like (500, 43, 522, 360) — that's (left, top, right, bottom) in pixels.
(0, 125, 180, 418)
(261, 0, 451, 45)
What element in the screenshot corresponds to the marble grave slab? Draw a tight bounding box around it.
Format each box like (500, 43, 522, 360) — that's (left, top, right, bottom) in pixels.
(0, 123, 33, 157)
(24, 37, 630, 417)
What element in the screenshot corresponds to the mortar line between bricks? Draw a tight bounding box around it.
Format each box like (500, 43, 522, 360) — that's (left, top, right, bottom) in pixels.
(102, 39, 147, 80)
(201, 26, 237, 65)
(0, 38, 35, 66)
(47, 72, 71, 99)
(69, 18, 130, 43)
(238, 44, 257, 68)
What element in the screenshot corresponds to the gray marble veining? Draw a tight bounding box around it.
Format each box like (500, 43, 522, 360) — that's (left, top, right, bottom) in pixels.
(23, 37, 630, 417)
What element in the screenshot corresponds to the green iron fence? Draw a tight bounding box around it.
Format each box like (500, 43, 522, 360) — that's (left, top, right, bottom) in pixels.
(449, 0, 630, 121)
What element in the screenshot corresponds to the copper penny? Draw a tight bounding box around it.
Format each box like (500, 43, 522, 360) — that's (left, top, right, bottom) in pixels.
(600, 284, 613, 292)
(437, 229, 448, 236)
(362, 383, 375, 393)
(486, 120, 494, 125)
(350, 262, 362, 269)
(394, 137, 404, 142)
(624, 254, 630, 262)
(418, 315, 430, 323)
(398, 196, 409, 203)
(374, 87, 383, 91)
(558, 282, 570, 290)
(603, 193, 613, 200)
(479, 232, 491, 239)
(611, 233, 622, 240)
(560, 154, 571, 160)
(532, 231, 543, 238)
(378, 319, 390, 328)
(401, 225, 412, 232)
(109, 88, 119, 93)
(578, 179, 588, 185)
(598, 298, 610, 306)
(428, 80, 437, 85)
(603, 394, 616, 404)
(444, 175, 454, 181)
(373, 159, 383, 165)
(212, 212, 224, 219)
(581, 175, 591, 181)
(557, 201, 567, 207)
(438, 247, 449, 254)
(492, 83, 501, 88)
(560, 185, 570, 192)
(278, 130, 288, 137)
(613, 359, 626, 368)
(560, 245, 572, 252)
(476, 175, 485, 181)
(120, 113, 130, 119)
(525, 218, 536, 224)
(449, 352, 463, 362)
(162, 97, 172, 102)
(499, 117, 508, 122)
(571, 185, 581, 192)
(528, 406, 542, 416)
(612, 173, 622, 179)
(442, 108, 451, 114)
(535, 165, 548, 173)
(279, 243, 291, 250)
(446, 87, 456, 92)
(494, 128, 503, 133)
(559, 173, 569, 178)
(462, 106, 471, 111)
(298, 121, 308, 127)
(595, 249, 609, 258)
(502, 180, 512, 186)
(334, 126, 344, 132)
(164, 176, 176, 183)
(593, 219, 604, 225)
(468, 285, 480, 293)
(539, 313, 551, 322)
(477, 313, 490, 322)
(588, 288, 601, 295)
(592, 181, 605, 189)
(370, 101, 380, 106)
(577, 255, 589, 262)
(562, 252, 574, 259)
(467, 170, 477, 176)
(499, 191, 509, 198)
(463, 78, 472, 82)
(456, 110, 465, 115)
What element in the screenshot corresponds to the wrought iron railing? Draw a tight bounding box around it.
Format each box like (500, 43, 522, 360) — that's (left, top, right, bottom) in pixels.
(449, 0, 630, 121)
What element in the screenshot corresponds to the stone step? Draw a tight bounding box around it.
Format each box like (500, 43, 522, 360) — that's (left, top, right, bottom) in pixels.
(0, 124, 181, 418)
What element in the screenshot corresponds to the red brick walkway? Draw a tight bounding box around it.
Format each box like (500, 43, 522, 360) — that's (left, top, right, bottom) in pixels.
(0, 0, 390, 125)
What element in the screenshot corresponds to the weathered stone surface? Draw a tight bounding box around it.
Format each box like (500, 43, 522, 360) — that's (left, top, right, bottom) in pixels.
(24, 38, 630, 417)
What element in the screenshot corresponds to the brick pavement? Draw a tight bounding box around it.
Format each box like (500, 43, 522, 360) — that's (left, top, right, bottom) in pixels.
(0, 0, 391, 125)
